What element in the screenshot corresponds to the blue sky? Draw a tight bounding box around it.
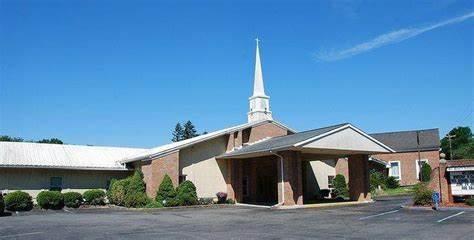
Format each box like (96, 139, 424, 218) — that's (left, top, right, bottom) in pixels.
(0, 0, 472, 148)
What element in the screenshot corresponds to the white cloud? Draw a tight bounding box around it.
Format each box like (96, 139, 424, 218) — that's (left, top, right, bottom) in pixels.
(316, 12, 474, 61)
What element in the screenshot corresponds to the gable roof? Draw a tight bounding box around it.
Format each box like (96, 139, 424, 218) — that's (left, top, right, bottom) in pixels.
(218, 123, 394, 159)
(369, 128, 440, 153)
(120, 119, 294, 163)
(0, 141, 147, 170)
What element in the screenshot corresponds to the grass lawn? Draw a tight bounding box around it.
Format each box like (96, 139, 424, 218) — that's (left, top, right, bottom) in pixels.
(375, 186, 415, 197)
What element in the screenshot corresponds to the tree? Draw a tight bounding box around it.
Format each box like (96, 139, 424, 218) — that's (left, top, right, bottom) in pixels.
(183, 121, 199, 140)
(156, 174, 177, 206)
(420, 162, 432, 182)
(37, 138, 63, 144)
(0, 135, 24, 142)
(171, 123, 184, 142)
(331, 174, 349, 199)
(441, 126, 473, 159)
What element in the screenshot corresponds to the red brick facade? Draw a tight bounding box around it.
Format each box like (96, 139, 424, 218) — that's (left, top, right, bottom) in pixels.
(139, 151, 179, 198)
(372, 150, 439, 186)
(226, 122, 289, 152)
(348, 155, 371, 201)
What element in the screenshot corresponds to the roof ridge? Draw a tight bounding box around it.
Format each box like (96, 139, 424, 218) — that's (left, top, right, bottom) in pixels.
(0, 141, 148, 150)
(370, 128, 439, 135)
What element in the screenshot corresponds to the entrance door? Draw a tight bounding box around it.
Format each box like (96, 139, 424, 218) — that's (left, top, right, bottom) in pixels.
(256, 174, 277, 204)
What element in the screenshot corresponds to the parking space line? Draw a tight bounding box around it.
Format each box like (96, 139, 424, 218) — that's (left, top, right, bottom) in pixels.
(359, 209, 400, 220)
(437, 211, 465, 223)
(0, 232, 43, 239)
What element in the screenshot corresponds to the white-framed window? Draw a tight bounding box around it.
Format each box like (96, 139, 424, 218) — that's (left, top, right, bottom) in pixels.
(416, 159, 428, 180)
(388, 161, 401, 180)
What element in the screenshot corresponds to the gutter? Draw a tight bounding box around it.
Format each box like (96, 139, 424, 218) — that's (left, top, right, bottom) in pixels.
(269, 150, 285, 207)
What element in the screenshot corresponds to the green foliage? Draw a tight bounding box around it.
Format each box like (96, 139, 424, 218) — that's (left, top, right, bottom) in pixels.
(420, 162, 432, 182)
(0, 135, 24, 142)
(108, 178, 129, 206)
(144, 200, 163, 208)
(63, 192, 83, 208)
(37, 138, 63, 144)
(175, 180, 198, 206)
(441, 126, 474, 159)
(369, 170, 387, 192)
(413, 183, 433, 206)
(331, 174, 349, 198)
(183, 120, 199, 140)
(198, 197, 214, 205)
(36, 191, 64, 210)
(385, 176, 400, 189)
(124, 193, 148, 208)
(466, 198, 474, 206)
(156, 174, 177, 206)
(0, 195, 4, 214)
(108, 170, 148, 208)
(83, 189, 106, 205)
(4, 191, 33, 211)
(172, 123, 184, 142)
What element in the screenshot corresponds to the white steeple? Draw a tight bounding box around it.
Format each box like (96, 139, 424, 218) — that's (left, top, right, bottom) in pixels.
(248, 38, 272, 122)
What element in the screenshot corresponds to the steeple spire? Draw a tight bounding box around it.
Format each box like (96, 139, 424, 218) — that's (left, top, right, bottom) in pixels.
(248, 38, 272, 122)
(253, 38, 266, 97)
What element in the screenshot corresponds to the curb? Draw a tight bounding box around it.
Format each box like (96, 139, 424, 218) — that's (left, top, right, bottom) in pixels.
(401, 204, 474, 211)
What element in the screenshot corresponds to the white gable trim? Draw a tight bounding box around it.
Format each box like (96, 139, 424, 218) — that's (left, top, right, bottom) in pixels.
(294, 124, 395, 153)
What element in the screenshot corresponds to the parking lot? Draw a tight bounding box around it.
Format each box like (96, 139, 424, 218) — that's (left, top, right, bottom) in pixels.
(0, 196, 472, 239)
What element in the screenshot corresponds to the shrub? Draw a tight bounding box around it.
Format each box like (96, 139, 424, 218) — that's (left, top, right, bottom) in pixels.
(4, 191, 33, 211)
(0, 194, 4, 214)
(226, 199, 235, 204)
(127, 170, 146, 195)
(124, 193, 148, 208)
(385, 176, 400, 189)
(420, 162, 432, 182)
(216, 192, 227, 204)
(413, 183, 433, 206)
(175, 180, 198, 206)
(37, 191, 64, 210)
(144, 200, 163, 208)
(63, 192, 83, 208)
(83, 189, 106, 205)
(370, 170, 387, 192)
(332, 174, 348, 198)
(156, 174, 177, 206)
(466, 198, 474, 206)
(108, 178, 129, 206)
(198, 197, 214, 205)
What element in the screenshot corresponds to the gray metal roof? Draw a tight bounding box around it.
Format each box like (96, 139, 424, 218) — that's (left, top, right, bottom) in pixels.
(369, 128, 440, 152)
(218, 123, 349, 158)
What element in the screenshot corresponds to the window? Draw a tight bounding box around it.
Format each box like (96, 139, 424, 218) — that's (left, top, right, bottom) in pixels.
(416, 159, 428, 180)
(328, 176, 335, 188)
(389, 161, 401, 180)
(179, 175, 187, 184)
(50, 177, 62, 191)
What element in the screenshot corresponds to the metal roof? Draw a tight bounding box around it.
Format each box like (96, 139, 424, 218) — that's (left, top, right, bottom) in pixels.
(0, 142, 147, 170)
(218, 123, 394, 158)
(369, 128, 440, 152)
(120, 119, 295, 163)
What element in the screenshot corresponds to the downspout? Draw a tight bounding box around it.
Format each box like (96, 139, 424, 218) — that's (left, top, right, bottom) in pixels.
(270, 150, 285, 207)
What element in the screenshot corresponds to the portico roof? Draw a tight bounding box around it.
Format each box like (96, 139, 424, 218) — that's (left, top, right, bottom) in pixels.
(218, 123, 395, 159)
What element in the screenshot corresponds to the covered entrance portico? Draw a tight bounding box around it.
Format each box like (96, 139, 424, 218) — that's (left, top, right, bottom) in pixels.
(218, 123, 395, 206)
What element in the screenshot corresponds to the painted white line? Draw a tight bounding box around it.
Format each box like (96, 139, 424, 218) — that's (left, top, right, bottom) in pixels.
(437, 211, 465, 223)
(359, 209, 400, 220)
(0, 232, 43, 239)
(63, 208, 73, 213)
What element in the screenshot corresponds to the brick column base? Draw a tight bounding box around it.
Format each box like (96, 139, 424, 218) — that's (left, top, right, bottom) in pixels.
(348, 155, 371, 202)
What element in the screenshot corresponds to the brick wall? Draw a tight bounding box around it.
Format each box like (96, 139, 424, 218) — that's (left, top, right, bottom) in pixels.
(139, 151, 179, 198)
(372, 150, 439, 186)
(226, 122, 289, 152)
(348, 155, 371, 201)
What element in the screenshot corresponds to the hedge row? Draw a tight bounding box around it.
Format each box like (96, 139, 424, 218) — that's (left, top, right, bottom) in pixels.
(156, 175, 198, 207)
(107, 170, 149, 208)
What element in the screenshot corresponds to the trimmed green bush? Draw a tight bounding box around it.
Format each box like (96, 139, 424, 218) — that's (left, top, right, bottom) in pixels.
(420, 162, 432, 182)
(4, 191, 33, 211)
(413, 183, 433, 206)
(175, 180, 198, 206)
(108, 178, 129, 206)
(37, 191, 64, 210)
(466, 198, 474, 206)
(124, 193, 148, 208)
(63, 192, 83, 208)
(144, 200, 163, 208)
(156, 174, 177, 206)
(385, 176, 400, 189)
(83, 189, 106, 205)
(127, 170, 146, 195)
(332, 174, 349, 199)
(0, 194, 4, 214)
(370, 170, 387, 192)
